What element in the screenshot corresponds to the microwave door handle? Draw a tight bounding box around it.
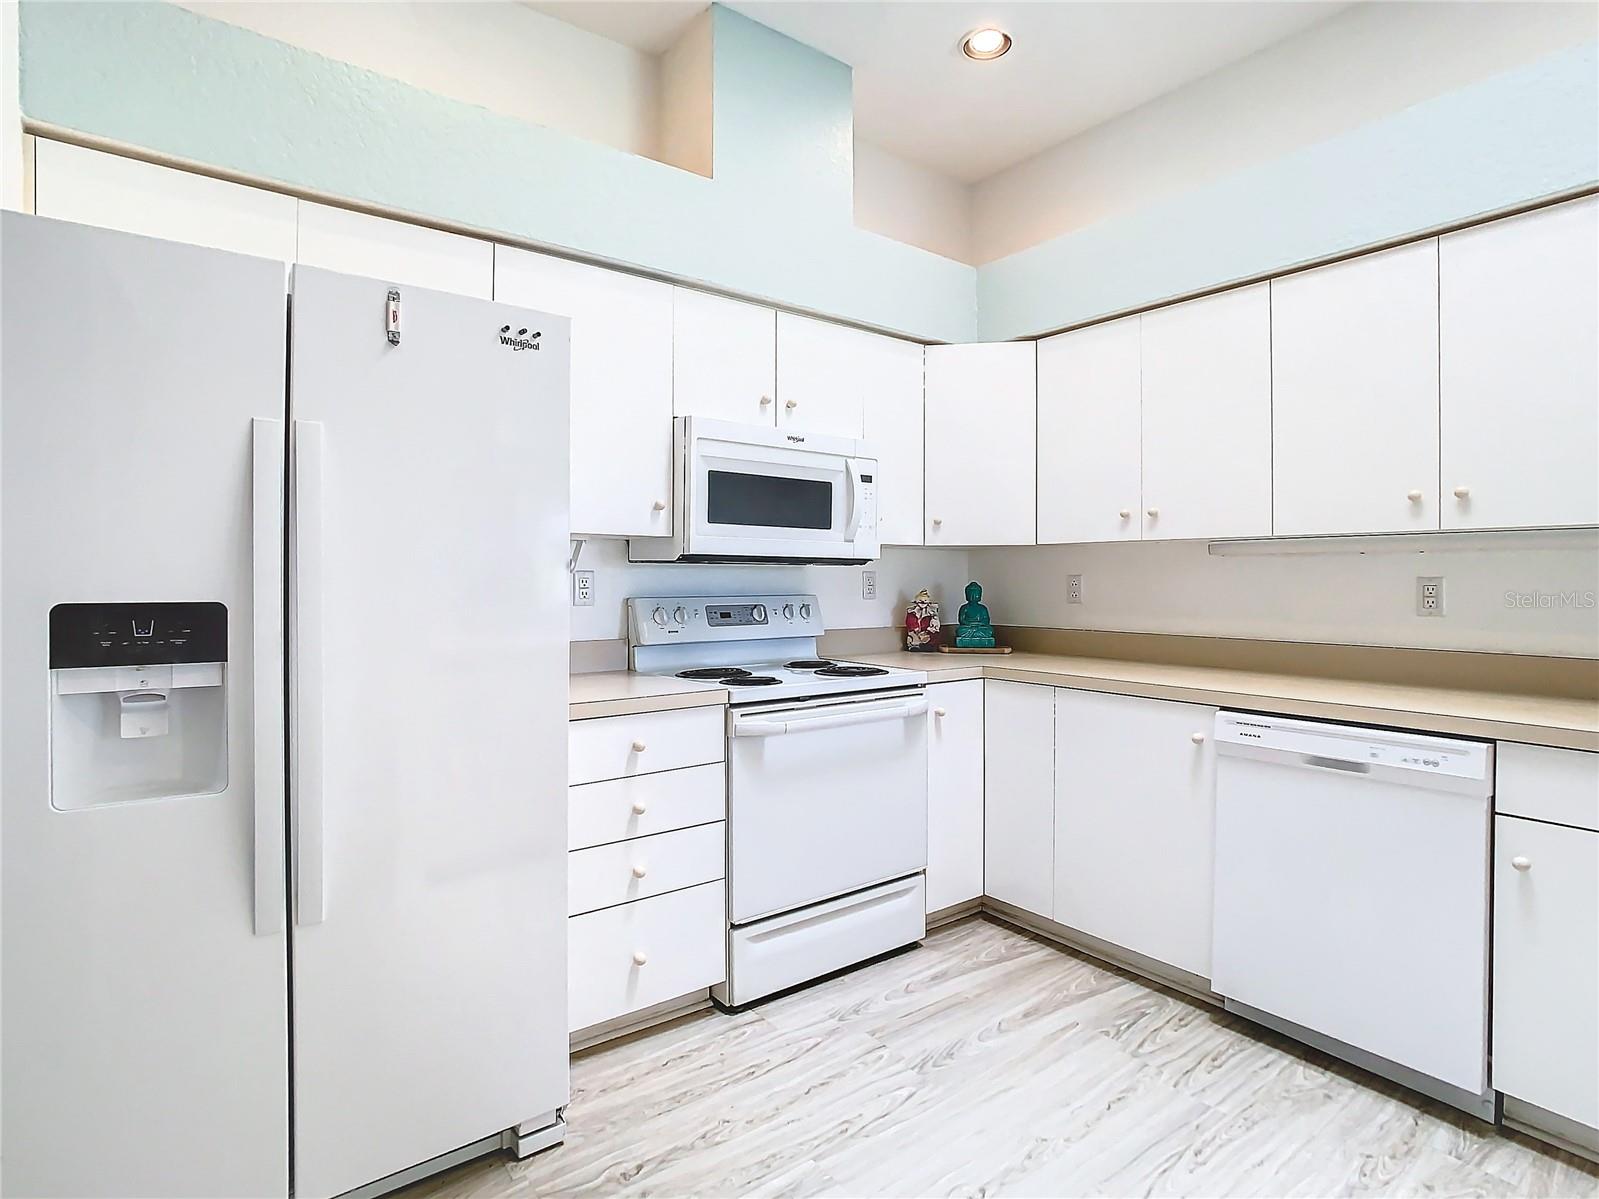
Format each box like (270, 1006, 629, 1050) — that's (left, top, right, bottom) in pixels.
(844, 459, 864, 541)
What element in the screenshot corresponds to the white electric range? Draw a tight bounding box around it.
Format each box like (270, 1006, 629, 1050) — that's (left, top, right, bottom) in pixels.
(629, 594, 930, 1006)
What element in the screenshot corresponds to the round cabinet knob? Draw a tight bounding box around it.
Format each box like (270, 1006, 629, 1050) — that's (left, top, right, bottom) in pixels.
(1146, 508, 1160, 519)
(630, 740, 647, 753)
(759, 395, 772, 406)
(1511, 856, 1532, 872)
(1191, 732, 1206, 744)
(931, 517, 943, 527)
(650, 606, 668, 627)
(652, 499, 668, 512)
(630, 863, 648, 878)
(1407, 490, 1423, 503)
(782, 603, 796, 620)
(1453, 486, 1471, 499)
(673, 606, 688, 625)
(1119, 509, 1131, 519)
(785, 399, 798, 410)
(933, 707, 947, 718)
(632, 950, 648, 966)
(799, 602, 812, 620)
(631, 801, 648, 815)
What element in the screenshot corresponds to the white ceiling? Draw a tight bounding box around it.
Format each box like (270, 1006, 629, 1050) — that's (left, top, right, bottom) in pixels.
(530, 0, 1351, 183)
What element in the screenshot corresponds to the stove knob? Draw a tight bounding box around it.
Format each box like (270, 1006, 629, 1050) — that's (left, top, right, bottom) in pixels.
(673, 606, 688, 625)
(651, 606, 668, 628)
(782, 603, 796, 620)
(751, 604, 767, 622)
(799, 602, 813, 621)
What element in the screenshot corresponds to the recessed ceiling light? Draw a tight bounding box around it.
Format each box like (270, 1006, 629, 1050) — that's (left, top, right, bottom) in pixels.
(961, 27, 1012, 61)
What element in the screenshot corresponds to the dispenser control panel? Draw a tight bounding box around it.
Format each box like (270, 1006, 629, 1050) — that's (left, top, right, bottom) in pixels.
(50, 602, 228, 669)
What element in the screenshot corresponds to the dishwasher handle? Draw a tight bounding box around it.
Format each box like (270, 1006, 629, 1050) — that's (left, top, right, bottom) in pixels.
(733, 696, 929, 737)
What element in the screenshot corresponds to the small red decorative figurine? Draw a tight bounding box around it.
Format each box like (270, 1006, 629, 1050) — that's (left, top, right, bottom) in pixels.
(904, 589, 941, 651)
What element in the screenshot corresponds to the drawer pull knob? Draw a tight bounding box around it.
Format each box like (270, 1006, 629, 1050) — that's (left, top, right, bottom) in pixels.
(1191, 732, 1206, 744)
(759, 395, 772, 407)
(631, 863, 648, 878)
(931, 517, 943, 527)
(631, 740, 647, 753)
(785, 398, 798, 410)
(933, 707, 947, 718)
(1146, 507, 1159, 519)
(632, 950, 648, 966)
(1511, 856, 1532, 872)
(1407, 489, 1423, 503)
(1118, 508, 1131, 519)
(1453, 485, 1471, 499)
(652, 499, 667, 512)
(631, 801, 648, 815)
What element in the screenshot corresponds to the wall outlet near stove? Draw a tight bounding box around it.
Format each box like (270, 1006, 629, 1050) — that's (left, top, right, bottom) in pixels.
(1067, 573, 1084, 605)
(572, 569, 595, 607)
(861, 569, 877, 601)
(1416, 575, 1445, 617)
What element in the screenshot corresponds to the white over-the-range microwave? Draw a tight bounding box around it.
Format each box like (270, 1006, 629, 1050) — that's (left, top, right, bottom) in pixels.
(628, 417, 881, 565)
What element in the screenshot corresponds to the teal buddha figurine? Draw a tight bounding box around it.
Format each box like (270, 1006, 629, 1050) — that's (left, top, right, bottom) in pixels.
(953, 581, 996, 649)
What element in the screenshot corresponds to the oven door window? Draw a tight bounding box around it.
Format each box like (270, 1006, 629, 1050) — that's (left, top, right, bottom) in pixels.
(706, 470, 833, 531)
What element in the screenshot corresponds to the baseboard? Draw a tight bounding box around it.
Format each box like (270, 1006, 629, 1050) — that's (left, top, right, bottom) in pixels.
(1503, 1097, 1599, 1164)
(570, 990, 714, 1053)
(927, 897, 983, 929)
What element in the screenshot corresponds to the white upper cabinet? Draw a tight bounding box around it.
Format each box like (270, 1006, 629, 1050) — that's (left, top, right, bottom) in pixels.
(1140, 284, 1272, 541)
(494, 247, 674, 537)
(1272, 240, 1440, 536)
(860, 335, 926, 546)
(672, 289, 777, 425)
(294, 202, 492, 298)
(1440, 197, 1599, 530)
(1037, 316, 1141, 544)
(924, 342, 1037, 546)
(33, 140, 297, 262)
(774, 313, 867, 438)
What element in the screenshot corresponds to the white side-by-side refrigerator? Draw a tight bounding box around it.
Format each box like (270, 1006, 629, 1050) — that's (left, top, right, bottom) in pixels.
(1, 212, 571, 1199)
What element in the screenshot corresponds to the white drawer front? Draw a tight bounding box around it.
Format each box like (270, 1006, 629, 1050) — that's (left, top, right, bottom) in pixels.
(569, 707, 724, 786)
(1497, 742, 1599, 832)
(568, 764, 726, 851)
(568, 822, 725, 916)
(569, 881, 727, 1032)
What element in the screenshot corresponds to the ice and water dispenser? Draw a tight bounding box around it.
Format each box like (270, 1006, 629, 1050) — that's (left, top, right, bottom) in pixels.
(49, 602, 229, 809)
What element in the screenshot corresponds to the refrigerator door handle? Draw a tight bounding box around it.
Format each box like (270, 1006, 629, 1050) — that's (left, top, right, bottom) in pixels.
(292, 419, 327, 927)
(252, 418, 287, 937)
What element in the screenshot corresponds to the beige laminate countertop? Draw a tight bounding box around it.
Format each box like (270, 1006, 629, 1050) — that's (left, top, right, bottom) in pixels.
(847, 650, 1599, 752)
(569, 671, 728, 721)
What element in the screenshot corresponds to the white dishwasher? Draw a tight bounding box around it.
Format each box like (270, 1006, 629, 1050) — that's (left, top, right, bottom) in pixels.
(1211, 712, 1494, 1117)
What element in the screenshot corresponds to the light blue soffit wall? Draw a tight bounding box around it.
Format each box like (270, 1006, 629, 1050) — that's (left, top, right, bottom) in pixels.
(975, 40, 1599, 342)
(17, 1, 979, 343)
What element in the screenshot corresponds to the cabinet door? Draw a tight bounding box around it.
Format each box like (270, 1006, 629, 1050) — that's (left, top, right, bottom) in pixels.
(926, 680, 984, 913)
(982, 681, 1053, 918)
(1140, 285, 1271, 540)
(494, 247, 673, 537)
(1493, 816, 1599, 1129)
(672, 289, 777, 425)
(862, 335, 926, 546)
(924, 342, 1037, 545)
(1053, 691, 1216, 978)
(1037, 316, 1141, 544)
(1440, 198, 1599, 530)
(1272, 240, 1440, 535)
(295, 201, 493, 298)
(775, 312, 867, 438)
(33, 139, 297, 262)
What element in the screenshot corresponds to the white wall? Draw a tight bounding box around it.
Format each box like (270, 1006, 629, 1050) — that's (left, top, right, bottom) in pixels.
(173, 1, 662, 162)
(571, 540, 971, 642)
(854, 139, 972, 263)
(972, 2, 1599, 264)
(2, 0, 19, 210)
(971, 539, 1599, 658)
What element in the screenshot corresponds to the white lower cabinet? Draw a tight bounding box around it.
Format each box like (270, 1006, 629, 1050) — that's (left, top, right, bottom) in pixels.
(1053, 691, 1217, 979)
(568, 823, 726, 917)
(982, 681, 1054, 918)
(568, 881, 727, 1034)
(926, 680, 984, 914)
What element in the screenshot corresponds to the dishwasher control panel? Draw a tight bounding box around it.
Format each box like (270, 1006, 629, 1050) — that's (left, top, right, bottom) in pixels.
(1215, 712, 1492, 783)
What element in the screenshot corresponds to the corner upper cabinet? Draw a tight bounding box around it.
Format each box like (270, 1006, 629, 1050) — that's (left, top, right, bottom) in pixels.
(860, 335, 926, 546)
(1037, 316, 1141, 544)
(924, 342, 1037, 545)
(494, 247, 674, 537)
(1272, 240, 1440, 536)
(1139, 285, 1272, 541)
(295, 202, 493, 298)
(774, 313, 867, 438)
(1440, 197, 1599, 530)
(672, 289, 777, 425)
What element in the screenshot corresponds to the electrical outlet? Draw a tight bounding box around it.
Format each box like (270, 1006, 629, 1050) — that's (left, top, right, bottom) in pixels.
(1417, 575, 1445, 617)
(861, 569, 877, 601)
(572, 569, 595, 607)
(1067, 574, 1084, 605)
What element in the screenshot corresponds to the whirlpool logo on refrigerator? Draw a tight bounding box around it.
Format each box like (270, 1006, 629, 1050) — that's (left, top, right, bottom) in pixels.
(497, 325, 542, 351)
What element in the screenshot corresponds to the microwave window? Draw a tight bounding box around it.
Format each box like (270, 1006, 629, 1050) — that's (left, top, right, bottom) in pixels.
(707, 470, 833, 530)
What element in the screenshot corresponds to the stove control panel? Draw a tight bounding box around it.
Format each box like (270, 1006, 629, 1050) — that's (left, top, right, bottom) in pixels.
(628, 594, 825, 645)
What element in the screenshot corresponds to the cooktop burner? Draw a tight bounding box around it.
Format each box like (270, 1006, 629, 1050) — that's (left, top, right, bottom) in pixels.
(676, 667, 752, 680)
(723, 675, 781, 687)
(815, 664, 889, 678)
(784, 659, 836, 670)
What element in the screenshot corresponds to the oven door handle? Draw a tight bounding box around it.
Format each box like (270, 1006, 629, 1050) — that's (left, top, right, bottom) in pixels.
(733, 697, 928, 737)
